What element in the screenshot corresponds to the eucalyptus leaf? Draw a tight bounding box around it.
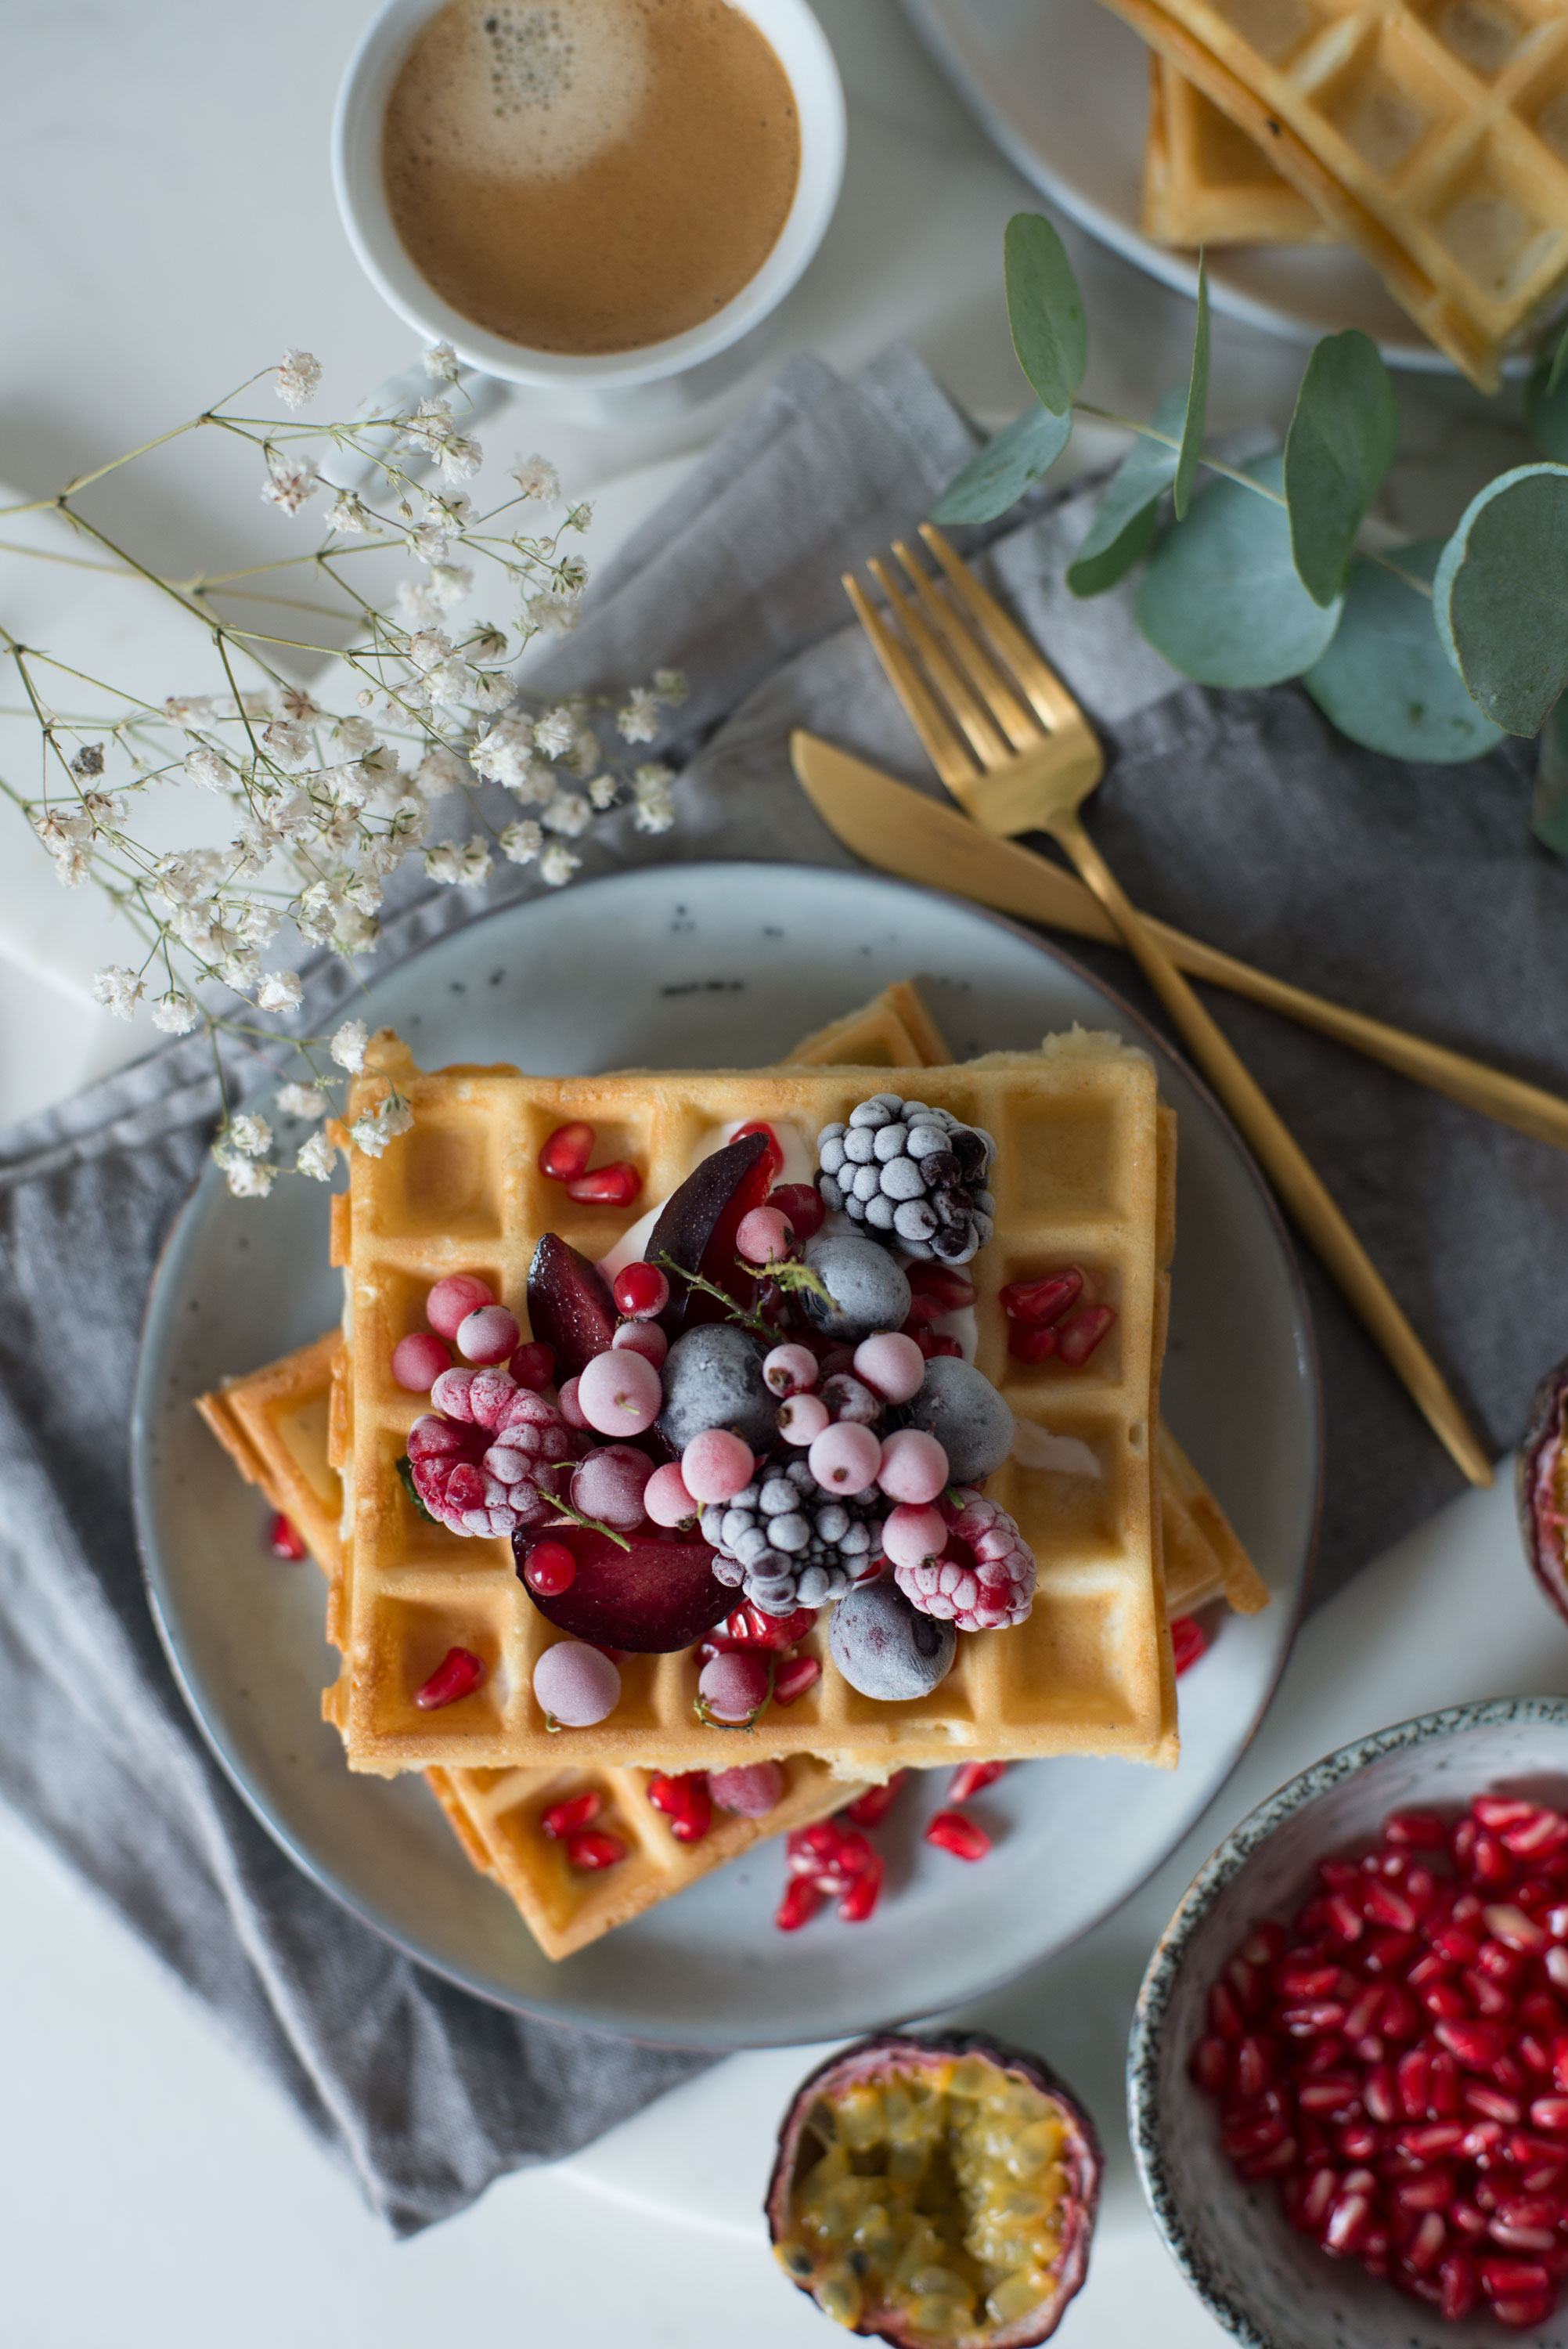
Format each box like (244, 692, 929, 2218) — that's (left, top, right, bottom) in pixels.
(1173, 253, 1209, 521)
(1004, 214, 1087, 417)
(1065, 387, 1185, 597)
(1434, 462, 1568, 735)
(1136, 453, 1343, 687)
(930, 402, 1072, 527)
(1527, 335, 1568, 459)
(1283, 330, 1400, 608)
(1532, 698, 1568, 853)
(1303, 539, 1505, 764)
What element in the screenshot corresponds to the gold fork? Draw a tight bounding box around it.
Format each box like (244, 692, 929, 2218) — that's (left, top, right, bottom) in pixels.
(844, 522, 1493, 1490)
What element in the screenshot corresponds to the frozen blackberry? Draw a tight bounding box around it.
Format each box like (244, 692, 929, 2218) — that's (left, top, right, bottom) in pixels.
(816, 1094, 996, 1265)
(699, 1456, 885, 1616)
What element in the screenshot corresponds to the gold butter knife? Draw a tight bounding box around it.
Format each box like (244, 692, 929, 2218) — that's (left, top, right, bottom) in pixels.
(791, 729, 1568, 1159)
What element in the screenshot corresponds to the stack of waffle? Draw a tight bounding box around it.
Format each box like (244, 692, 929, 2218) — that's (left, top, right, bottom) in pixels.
(199, 984, 1264, 1961)
(1117, 0, 1568, 385)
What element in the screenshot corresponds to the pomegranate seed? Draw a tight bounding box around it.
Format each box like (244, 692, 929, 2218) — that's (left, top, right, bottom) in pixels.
(1343, 1984, 1384, 2040)
(1432, 1924, 1481, 1964)
(838, 1852, 885, 1923)
(1548, 1948, 1568, 1992)
(772, 1655, 821, 1707)
(1056, 1304, 1116, 1365)
(1404, 2210, 1448, 2274)
(775, 1877, 824, 1932)
(1481, 2254, 1553, 2299)
(1489, 2197, 1562, 2251)
(1423, 1981, 1472, 2021)
(1008, 1322, 1058, 1365)
(1325, 1893, 1365, 1943)
(1386, 1810, 1451, 1849)
(1280, 2001, 1349, 2037)
(539, 1121, 595, 1181)
(999, 1269, 1083, 1326)
(904, 1262, 979, 1312)
(1171, 1615, 1208, 1676)
(842, 1773, 909, 1829)
(565, 1828, 626, 1871)
(1465, 2084, 1523, 2125)
(1440, 2250, 1478, 2319)
(925, 1810, 991, 1863)
(716, 1604, 817, 1652)
(1400, 2123, 1468, 2159)
(1242, 1924, 1287, 1965)
(1487, 1904, 1548, 1952)
(1471, 1831, 1515, 1888)
(1505, 1811, 1568, 1859)
(1191, 2037, 1230, 2094)
(1380, 1988, 1422, 2041)
(730, 1120, 785, 1182)
(1393, 2170, 1457, 2214)
(669, 1781, 712, 1844)
(1364, 1929, 1417, 1974)
(268, 1510, 308, 1561)
(948, 1759, 1007, 1804)
(1439, 2020, 1507, 2073)
(1299, 2074, 1364, 2119)
(524, 1539, 576, 1597)
(565, 1162, 643, 1207)
(541, 1789, 603, 1839)
(1494, 2293, 1555, 2329)
(1324, 2191, 1373, 2254)
(1276, 1960, 1343, 1998)
(1209, 1983, 1246, 2039)
(1226, 1958, 1268, 2016)
(1363, 1882, 1417, 1932)
(413, 1646, 485, 1709)
(1365, 2063, 1400, 2123)
(1532, 2098, 1568, 2133)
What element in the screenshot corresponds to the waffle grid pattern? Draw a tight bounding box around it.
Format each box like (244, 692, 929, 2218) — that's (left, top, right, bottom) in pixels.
(1102, 0, 1568, 383)
(330, 1032, 1175, 1778)
(1144, 52, 1332, 240)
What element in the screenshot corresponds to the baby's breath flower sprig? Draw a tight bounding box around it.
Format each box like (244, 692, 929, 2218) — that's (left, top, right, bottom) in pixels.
(0, 348, 689, 1199)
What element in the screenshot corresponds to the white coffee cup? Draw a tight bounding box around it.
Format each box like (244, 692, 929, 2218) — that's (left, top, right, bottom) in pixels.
(332, 0, 845, 415)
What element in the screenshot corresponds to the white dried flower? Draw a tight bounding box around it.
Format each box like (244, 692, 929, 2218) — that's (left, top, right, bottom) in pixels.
(470, 715, 538, 793)
(539, 842, 581, 886)
(333, 905, 378, 956)
(653, 668, 688, 705)
(316, 808, 362, 858)
(258, 969, 304, 1012)
(153, 848, 224, 904)
(81, 789, 126, 826)
(296, 1129, 338, 1182)
(92, 964, 144, 1019)
(239, 902, 283, 948)
(261, 718, 312, 770)
(587, 774, 618, 811)
(425, 656, 476, 707)
(296, 883, 338, 945)
(617, 687, 661, 744)
(276, 1081, 326, 1118)
(557, 555, 589, 597)
(333, 715, 379, 760)
(405, 398, 453, 453)
(221, 1153, 278, 1198)
(151, 990, 199, 1036)
(426, 562, 472, 609)
(500, 818, 542, 864)
(395, 579, 443, 631)
(424, 838, 492, 889)
(542, 790, 592, 839)
(413, 745, 467, 803)
(53, 839, 92, 887)
(424, 341, 460, 382)
(438, 435, 482, 484)
(330, 1018, 369, 1073)
(275, 350, 323, 409)
(566, 500, 593, 532)
(261, 449, 319, 514)
(185, 743, 239, 793)
(350, 1092, 414, 1158)
(264, 791, 315, 839)
(406, 628, 454, 673)
(632, 763, 676, 835)
(511, 453, 561, 502)
(330, 489, 369, 534)
(228, 1111, 273, 1158)
(525, 591, 581, 636)
(533, 705, 575, 759)
(222, 947, 261, 994)
(467, 669, 515, 715)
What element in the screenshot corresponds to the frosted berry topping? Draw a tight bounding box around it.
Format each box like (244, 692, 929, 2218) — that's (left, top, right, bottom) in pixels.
(533, 1640, 620, 1727)
(426, 1272, 493, 1340)
(455, 1303, 520, 1365)
(575, 1345, 661, 1437)
(612, 1261, 669, 1319)
(894, 1490, 1036, 1631)
(391, 1332, 452, 1392)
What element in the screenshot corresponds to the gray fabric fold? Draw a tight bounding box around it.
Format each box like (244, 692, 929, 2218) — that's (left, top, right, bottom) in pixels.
(1, 339, 1557, 2237)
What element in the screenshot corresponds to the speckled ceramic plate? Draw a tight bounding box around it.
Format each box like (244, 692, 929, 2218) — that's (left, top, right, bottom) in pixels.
(1129, 1695, 1568, 2349)
(132, 861, 1319, 2048)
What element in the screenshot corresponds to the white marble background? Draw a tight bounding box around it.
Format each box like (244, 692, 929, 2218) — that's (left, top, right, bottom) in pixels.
(2, 3, 1559, 2343)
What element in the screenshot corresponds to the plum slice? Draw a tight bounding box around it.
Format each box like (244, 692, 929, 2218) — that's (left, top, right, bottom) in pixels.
(645, 1130, 773, 1334)
(1519, 1353, 1568, 1622)
(527, 1232, 618, 1380)
(767, 2031, 1101, 2346)
(514, 1524, 732, 1653)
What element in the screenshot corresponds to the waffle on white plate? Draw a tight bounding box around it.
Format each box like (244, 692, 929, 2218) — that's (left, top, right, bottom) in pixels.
(1144, 52, 1333, 244)
(1101, 0, 1568, 387)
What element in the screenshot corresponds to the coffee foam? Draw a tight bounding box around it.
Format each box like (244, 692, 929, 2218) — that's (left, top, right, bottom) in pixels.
(403, 0, 652, 180)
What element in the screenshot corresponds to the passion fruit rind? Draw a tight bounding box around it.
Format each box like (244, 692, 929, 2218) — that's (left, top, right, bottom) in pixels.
(766, 2030, 1101, 2348)
(1518, 1355, 1568, 1624)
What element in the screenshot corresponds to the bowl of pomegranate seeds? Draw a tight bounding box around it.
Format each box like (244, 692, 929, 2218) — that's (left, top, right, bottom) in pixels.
(1130, 1696, 1568, 2348)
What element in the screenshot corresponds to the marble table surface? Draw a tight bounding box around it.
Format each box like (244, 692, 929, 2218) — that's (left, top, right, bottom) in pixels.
(1, 2, 1556, 2343)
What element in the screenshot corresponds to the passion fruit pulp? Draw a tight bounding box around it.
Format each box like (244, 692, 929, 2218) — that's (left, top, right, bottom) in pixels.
(1518, 1354, 1568, 1622)
(766, 2032, 1101, 2347)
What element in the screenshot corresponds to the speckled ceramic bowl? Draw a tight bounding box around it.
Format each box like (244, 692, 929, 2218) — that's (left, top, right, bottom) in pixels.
(1129, 1696, 1568, 2349)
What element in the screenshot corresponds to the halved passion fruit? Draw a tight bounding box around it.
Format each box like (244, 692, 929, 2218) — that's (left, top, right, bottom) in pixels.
(766, 2031, 1101, 2346)
(1519, 1354, 1568, 1621)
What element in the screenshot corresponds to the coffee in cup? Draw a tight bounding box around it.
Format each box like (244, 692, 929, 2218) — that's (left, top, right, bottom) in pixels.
(382, 0, 802, 355)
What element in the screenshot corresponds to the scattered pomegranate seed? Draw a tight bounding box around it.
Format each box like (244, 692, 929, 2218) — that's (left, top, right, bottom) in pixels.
(647, 1771, 712, 1843)
(772, 1656, 822, 1707)
(413, 1646, 485, 1709)
(1056, 1304, 1116, 1365)
(716, 1603, 818, 1652)
(541, 1789, 603, 1839)
(268, 1510, 307, 1561)
(731, 1120, 784, 1182)
(842, 1773, 909, 1829)
(565, 1162, 643, 1208)
(1195, 1790, 1568, 2326)
(948, 1759, 1007, 1804)
(904, 1262, 977, 1312)
(838, 1852, 885, 1923)
(925, 1810, 992, 1863)
(768, 1182, 824, 1240)
(539, 1121, 595, 1181)
(566, 1828, 627, 1871)
(999, 1268, 1083, 1325)
(1171, 1615, 1208, 1676)
(612, 1261, 669, 1319)
(913, 1328, 964, 1361)
(524, 1539, 576, 1597)
(1008, 1322, 1059, 1365)
(776, 1877, 825, 1932)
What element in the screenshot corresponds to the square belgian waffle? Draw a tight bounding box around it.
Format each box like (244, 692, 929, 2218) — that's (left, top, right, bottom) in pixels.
(1101, 0, 1568, 386)
(197, 1340, 856, 1961)
(1144, 52, 1332, 243)
(326, 1027, 1177, 1778)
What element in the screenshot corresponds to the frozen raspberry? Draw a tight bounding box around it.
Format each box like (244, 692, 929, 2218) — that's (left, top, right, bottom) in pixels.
(456, 1304, 521, 1364)
(643, 1461, 698, 1528)
(426, 1273, 493, 1340)
(877, 1427, 950, 1506)
(431, 1362, 519, 1431)
(737, 1205, 791, 1265)
(852, 1331, 925, 1405)
(682, 1429, 755, 1505)
(763, 1342, 818, 1398)
(893, 1489, 1036, 1630)
(391, 1332, 451, 1392)
(613, 1319, 668, 1366)
(577, 1346, 661, 1436)
(407, 1386, 579, 1539)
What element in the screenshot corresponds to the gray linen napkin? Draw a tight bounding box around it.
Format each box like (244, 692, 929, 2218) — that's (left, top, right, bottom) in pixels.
(1, 340, 1556, 2238)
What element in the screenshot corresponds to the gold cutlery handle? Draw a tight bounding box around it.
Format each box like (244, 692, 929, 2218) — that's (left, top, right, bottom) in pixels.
(1054, 809, 1494, 1489)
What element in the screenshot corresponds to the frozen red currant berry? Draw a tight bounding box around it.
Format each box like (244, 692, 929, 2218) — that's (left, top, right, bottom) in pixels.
(612, 1319, 668, 1366)
(737, 1205, 792, 1265)
(508, 1340, 555, 1391)
(456, 1304, 521, 1365)
(643, 1462, 697, 1528)
(769, 1183, 824, 1241)
(612, 1261, 669, 1319)
(392, 1331, 452, 1392)
(681, 1429, 755, 1505)
(426, 1273, 493, 1341)
(524, 1539, 577, 1597)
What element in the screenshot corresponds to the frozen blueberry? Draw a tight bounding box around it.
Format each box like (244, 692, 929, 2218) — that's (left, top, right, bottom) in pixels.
(800, 1235, 911, 1341)
(829, 1578, 957, 1701)
(896, 1356, 1015, 1484)
(657, 1323, 776, 1454)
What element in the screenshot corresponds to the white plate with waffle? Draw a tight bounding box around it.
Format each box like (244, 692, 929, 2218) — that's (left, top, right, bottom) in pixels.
(132, 861, 1318, 2048)
(899, 0, 1535, 372)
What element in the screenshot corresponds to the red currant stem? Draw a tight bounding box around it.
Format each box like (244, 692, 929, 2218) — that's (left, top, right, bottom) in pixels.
(693, 1656, 777, 1731)
(543, 1712, 562, 1734)
(541, 1496, 632, 1550)
(653, 1250, 784, 1346)
(751, 1255, 834, 1312)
